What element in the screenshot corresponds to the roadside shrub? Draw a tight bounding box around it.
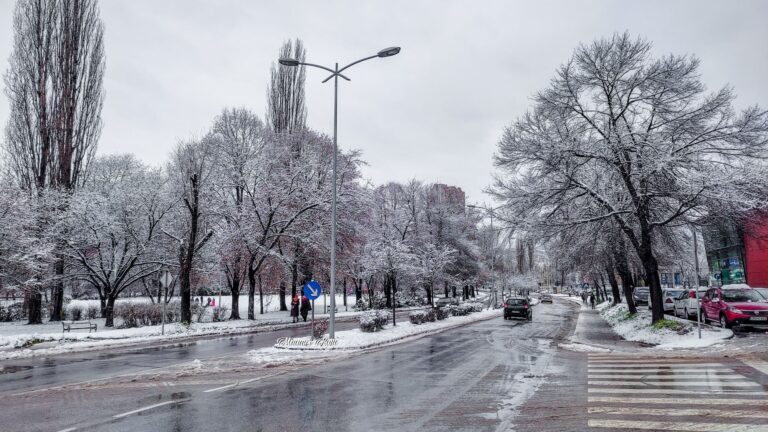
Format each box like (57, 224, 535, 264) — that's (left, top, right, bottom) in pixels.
(359, 310, 390, 332)
(86, 304, 99, 319)
(114, 301, 181, 328)
(353, 299, 369, 311)
(451, 304, 473, 316)
(212, 306, 228, 322)
(409, 310, 427, 324)
(0, 303, 25, 322)
(313, 319, 329, 338)
(371, 293, 387, 309)
(424, 308, 437, 322)
(434, 307, 449, 320)
(69, 305, 83, 321)
(465, 302, 484, 313)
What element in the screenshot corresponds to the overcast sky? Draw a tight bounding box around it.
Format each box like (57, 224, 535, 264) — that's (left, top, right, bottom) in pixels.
(1, 0, 767, 204)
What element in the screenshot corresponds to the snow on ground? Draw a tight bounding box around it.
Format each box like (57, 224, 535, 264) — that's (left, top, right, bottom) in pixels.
(558, 342, 611, 353)
(269, 308, 498, 353)
(599, 303, 733, 350)
(551, 293, 584, 306)
(0, 307, 365, 360)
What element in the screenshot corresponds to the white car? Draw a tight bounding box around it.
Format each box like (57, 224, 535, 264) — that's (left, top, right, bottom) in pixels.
(658, 288, 685, 313)
(673, 288, 707, 318)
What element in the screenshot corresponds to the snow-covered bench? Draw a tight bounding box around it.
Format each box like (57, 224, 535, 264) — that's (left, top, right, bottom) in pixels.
(62, 320, 97, 333)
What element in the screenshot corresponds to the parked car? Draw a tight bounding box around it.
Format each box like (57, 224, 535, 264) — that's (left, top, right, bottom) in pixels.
(701, 287, 768, 329)
(504, 297, 532, 321)
(673, 288, 707, 318)
(753, 287, 768, 301)
(435, 297, 459, 308)
(632, 287, 650, 306)
(656, 288, 685, 313)
(539, 294, 552, 303)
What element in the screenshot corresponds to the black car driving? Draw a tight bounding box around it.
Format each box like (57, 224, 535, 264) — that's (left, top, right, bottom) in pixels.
(504, 297, 532, 321)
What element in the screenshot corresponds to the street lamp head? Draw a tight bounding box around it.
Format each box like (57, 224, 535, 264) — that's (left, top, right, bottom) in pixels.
(377, 46, 401, 58)
(278, 58, 300, 66)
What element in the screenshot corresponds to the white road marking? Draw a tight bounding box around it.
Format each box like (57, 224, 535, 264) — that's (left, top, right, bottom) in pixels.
(742, 360, 768, 376)
(204, 375, 268, 393)
(588, 419, 768, 432)
(589, 380, 761, 387)
(589, 368, 733, 373)
(56, 428, 77, 432)
(588, 361, 727, 366)
(589, 406, 768, 418)
(588, 374, 749, 380)
(588, 388, 768, 395)
(589, 396, 768, 406)
(112, 399, 188, 419)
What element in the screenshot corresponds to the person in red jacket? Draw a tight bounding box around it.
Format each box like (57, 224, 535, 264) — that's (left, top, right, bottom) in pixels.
(290, 295, 300, 323)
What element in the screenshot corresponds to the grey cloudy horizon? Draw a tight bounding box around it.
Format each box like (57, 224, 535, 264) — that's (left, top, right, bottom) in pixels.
(0, 0, 767, 204)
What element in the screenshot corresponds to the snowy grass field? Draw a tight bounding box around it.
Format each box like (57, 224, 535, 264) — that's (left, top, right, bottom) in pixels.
(0, 294, 361, 359)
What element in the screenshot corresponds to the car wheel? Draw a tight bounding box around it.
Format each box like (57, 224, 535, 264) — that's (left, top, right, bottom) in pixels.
(527, 313, 532, 321)
(684, 308, 691, 319)
(719, 314, 731, 329)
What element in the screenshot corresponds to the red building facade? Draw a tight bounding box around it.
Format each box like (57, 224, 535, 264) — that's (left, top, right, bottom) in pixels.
(744, 216, 768, 287)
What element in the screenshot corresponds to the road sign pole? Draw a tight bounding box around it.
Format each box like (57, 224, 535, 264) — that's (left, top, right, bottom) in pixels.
(311, 300, 315, 338)
(162, 285, 166, 336)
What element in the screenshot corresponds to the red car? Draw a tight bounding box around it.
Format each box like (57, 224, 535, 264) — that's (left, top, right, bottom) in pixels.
(701, 287, 768, 329)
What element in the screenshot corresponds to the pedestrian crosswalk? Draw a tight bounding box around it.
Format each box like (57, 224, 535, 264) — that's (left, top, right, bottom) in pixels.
(587, 354, 768, 431)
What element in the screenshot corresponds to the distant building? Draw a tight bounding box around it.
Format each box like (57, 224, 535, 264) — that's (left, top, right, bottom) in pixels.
(702, 215, 768, 287)
(428, 183, 466, 209)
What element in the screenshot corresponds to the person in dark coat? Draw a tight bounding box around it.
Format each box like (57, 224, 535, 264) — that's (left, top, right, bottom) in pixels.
(589, 293, 596, 309)
(290, 294, 300, 323)
(300, 295, 311, 322)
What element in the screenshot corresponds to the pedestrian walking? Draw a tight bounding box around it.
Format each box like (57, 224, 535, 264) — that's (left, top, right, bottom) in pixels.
(589, 293, 596, 310)
(290, 294, 300, 323)
(300, 295, 311, 322)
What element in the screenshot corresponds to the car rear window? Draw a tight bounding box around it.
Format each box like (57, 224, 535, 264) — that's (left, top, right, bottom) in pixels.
(665, 290, 683, 298)
(507, 299, 526, 305)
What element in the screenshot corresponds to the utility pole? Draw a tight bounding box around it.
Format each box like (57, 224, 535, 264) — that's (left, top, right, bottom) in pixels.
(693, 228, 702, 339)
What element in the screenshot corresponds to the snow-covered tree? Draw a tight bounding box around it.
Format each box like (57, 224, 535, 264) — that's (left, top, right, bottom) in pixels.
(492, 32, 768, 322)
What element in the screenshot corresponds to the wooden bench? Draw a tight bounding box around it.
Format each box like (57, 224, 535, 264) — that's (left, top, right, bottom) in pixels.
(62, 320, 97, 333)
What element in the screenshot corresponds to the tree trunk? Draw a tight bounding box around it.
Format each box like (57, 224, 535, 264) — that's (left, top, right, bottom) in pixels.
(279, 281, 287, 311)
(247, 265, 256, 320)
(258, 274, 264, 315)
(355, 278, 362, 303)
(105, 296, 116, 328)
(229, 269, 242, 320)
(27, 290, 43, 324)
(384, 275, 392, 308)
(50, 258, 65, 321)
(425, 283, 432, 305)
(605, 266, 621, 306)
(444, 281, 449, 297)
(342, 277, 347, 307)
(641, 245, 665, 322)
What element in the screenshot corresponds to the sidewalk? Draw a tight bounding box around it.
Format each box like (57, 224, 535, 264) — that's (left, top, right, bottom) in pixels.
(557, 298, 644, 353)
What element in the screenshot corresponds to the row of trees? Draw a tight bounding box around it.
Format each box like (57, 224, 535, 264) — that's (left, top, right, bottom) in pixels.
(0, 1, 499, 326)
(492, 32, 768, 322)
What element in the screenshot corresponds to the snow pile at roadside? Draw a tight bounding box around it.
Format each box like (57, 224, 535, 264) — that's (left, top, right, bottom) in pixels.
(273, 308, 498, 352)
(600, 303, 732, 349)
(558, 342, 611, 353)
(551, 294, 584, 306)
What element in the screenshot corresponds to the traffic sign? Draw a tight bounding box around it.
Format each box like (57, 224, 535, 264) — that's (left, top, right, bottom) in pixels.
(303, 280, 322, 301)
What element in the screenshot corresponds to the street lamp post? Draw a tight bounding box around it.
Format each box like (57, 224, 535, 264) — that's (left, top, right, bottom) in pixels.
(280, 46, 400, 339)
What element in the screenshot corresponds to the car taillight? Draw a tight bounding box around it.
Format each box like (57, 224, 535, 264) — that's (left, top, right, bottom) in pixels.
(524, 304, 528, 309)
(666, 298, 673, 304)
(503, 304, 507, 308)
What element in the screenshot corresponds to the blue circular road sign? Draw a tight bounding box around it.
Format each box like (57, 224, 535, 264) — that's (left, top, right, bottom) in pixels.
(303, 280, 322, 301)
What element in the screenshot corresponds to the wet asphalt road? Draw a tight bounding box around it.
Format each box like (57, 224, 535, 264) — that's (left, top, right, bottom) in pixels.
(0, 300, 580, 432)
(0, 314, 387, 395)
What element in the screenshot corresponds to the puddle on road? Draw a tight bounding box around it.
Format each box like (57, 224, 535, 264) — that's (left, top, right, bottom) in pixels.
(0, 365, 33, 374)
